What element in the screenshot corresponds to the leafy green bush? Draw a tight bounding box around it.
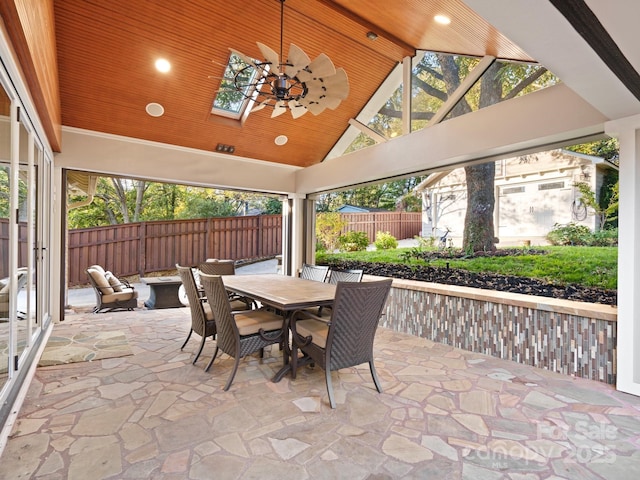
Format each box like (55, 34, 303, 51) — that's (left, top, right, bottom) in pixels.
(546, 223, 618, 246)
(546, 223, 592, 246)
(375, 231, 398, 250)
(589, 228, 618, 247)
(337, 231, 370, 252)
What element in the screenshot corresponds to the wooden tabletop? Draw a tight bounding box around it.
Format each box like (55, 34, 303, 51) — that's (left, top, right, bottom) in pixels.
(221, 274, 336, 311)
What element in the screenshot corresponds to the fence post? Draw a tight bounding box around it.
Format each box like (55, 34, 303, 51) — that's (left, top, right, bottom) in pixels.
(139, 222, 146, 276)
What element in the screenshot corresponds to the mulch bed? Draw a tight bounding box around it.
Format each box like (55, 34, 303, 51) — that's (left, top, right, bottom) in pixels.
(321, 249, 617, 306)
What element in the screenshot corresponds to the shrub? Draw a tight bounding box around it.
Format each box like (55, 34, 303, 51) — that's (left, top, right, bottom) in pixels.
(315, 212, 348, 252)
(546, 223, 592, 245)
(337, 231, 370, 252)
(375, 231, 398, 250)
(589, 227, 618, 247)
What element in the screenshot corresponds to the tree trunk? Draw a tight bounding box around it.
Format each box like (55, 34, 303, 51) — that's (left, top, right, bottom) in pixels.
(463, 163, 496, 251)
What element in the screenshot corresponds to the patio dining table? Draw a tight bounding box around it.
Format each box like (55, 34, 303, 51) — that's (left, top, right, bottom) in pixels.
(221, 273, 336, 382)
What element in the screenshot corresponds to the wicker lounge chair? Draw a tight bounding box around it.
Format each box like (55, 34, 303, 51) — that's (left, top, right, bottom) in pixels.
(290, 278, 392, 408)
(199, 273, 285, 391)
(0, 267, 29, 320)
(86, 265, 138, 313)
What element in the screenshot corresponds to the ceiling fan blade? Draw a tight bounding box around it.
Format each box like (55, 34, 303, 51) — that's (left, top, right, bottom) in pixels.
(296, 53, 336, 82)
(306, 102, 326, 116)
(257, 42, 280, 74)
(285, 44, 311, 78)
(271, 100, 287, 118)
(251, 100, 269, 112)
(288, 100, 308, 119)
(320, 96, 343, 110)
(321, 68, 349, 98)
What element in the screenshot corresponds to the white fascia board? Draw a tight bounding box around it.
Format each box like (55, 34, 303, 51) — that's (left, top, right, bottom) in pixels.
(295, 83, 608, 195)
(57, 127, 300, 194)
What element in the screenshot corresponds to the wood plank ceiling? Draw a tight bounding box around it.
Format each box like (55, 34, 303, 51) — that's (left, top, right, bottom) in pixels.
(53, 0, 534, 168)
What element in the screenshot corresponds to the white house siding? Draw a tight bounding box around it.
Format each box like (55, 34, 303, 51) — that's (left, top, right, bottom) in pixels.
(419, 150, 616, 246)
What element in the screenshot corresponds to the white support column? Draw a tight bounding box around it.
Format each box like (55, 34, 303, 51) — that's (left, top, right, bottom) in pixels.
(288, 193, 306, 277)
(606, 114, 640, 396)
(402, 56, 412, 135)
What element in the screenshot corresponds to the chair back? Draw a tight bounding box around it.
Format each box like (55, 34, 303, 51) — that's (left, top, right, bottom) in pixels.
(177, 265, 208, 336)
(326, 279, 392, 371)
(199, 273, 239, 357)
(327, 269, 363, 284)
(300, 264, 329, 282)
(199, 259, 236, 276)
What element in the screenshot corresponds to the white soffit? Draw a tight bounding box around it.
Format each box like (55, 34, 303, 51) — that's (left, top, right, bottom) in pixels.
(57, 127, 299, 194)
(296, 83, 608, 194)
(464, 0, 640, 120)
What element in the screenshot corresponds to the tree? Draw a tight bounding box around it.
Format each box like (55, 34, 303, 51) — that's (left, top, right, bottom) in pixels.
(363, 53, 556, 251)
(567, 138, 620, 229)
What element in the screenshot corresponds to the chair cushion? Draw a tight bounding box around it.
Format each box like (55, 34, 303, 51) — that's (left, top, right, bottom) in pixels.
(233, 309, 283, 336)
(105, 271, 124, 292)
(101, 289, 138, 303)
(202, 301, 215, 321)
(89, 264, 106, 275)
(87, 268, 114, 295)
(0, 280, 8, 295)
(230, 298, 251, 311)
(296, 318, 329, 349)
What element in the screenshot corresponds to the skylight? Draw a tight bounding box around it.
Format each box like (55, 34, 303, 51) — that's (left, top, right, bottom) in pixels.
(211, 52, 261, 120)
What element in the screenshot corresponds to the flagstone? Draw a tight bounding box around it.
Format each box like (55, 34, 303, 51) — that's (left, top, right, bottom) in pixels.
(382, 434, 433, 463)
(459, 390, 496, 416)
(2, 306, 640, 479)
(452, 413, 490, 436)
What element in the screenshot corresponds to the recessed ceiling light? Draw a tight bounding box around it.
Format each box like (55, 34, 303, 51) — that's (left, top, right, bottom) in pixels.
(145, 102, 165, 117)
(434, 14, 451, 25)
(274, 135, 288, 146)
(366, 31, 378, 41)
(155, 58, 171, 73)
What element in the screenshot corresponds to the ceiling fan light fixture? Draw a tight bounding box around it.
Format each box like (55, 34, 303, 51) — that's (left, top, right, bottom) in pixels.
(220, 0, 348, 119)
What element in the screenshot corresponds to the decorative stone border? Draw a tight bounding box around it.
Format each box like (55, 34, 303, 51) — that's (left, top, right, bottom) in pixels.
(376, 276, 617, 384)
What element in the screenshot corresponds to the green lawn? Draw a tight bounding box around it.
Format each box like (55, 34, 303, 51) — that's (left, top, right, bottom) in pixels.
(316, 246, 618, 290)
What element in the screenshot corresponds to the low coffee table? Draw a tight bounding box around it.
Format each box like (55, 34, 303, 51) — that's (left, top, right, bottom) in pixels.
(141, 276, 185, 309)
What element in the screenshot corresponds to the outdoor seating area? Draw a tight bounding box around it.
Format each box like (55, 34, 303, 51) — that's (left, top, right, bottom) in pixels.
(85, 265, 138, 313)
(3, 301, 640, 478)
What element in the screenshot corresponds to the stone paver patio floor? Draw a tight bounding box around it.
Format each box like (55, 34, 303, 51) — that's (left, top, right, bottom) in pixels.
(1, 304, 639, 479)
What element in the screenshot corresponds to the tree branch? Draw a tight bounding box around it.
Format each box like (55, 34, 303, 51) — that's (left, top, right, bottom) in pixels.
(504, 67, 548, 100)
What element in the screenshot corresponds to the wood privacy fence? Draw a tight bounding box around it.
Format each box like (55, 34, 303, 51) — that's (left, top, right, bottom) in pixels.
(2, 212, 422, 285)
(339, 212, 422, 242)
(67, 215, 282, 286)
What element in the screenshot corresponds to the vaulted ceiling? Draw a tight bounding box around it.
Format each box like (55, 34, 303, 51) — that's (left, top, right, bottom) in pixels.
(52, 0, 534, 168)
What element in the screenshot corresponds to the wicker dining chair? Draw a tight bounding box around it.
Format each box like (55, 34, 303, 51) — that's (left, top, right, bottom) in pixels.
(176, 264, 219, 365)
(198, 259, 236, 276)
(299, 263, 330, 282)
(199, 273, 285, 391)
(199, 259, 254, 309)
(316, 268, 364, 317)
(290, 278, 393, 408)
